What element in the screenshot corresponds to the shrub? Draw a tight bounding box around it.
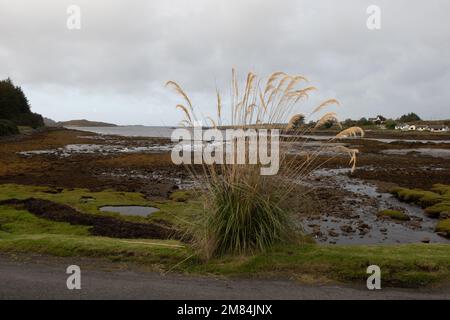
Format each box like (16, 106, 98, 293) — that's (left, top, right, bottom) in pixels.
(385, 119, 396, 130)
(0, 119, 19, 136)
(398, 112, 421, 123)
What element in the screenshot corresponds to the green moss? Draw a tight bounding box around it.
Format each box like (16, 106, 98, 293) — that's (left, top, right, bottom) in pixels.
(0, 206, 90, 236)
(169, 190, 192, 202)
(378, 209, 410, 221)
(436, 219, 450, 237)
(0, 183, 202, 227)
(0, 234, 189, 264)
(391, 188, 443, 207)
(392, 185, 450, 216)
(0, 204, 190, 266)
(425, 202, 450, 218)
(431, 184, 450, 197)
(392, 185, 450, 237)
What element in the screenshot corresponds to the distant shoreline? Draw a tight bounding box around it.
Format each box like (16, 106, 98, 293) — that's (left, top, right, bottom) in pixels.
(58, 119, 117, 127)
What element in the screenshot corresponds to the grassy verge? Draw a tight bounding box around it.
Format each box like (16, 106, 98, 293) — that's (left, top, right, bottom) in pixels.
(1, 184, 450, 287)
(0, 206, 190, 269)
(194, 244, 450, 287)
(1, 211, 449, 287)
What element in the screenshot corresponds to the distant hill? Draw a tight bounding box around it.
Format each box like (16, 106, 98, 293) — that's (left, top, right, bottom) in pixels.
(0, 78, 44, 130)
(59, 119, 117, 127)
(43, 117, 61, 127)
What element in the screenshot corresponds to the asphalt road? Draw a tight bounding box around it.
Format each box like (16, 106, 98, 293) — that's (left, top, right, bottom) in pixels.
(0, 255, 449, 300)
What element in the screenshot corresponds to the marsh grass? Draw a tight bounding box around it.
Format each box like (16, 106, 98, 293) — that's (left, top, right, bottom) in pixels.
(167, 70, 363, 259)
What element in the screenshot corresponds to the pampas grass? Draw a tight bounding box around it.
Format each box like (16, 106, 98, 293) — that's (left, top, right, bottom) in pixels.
(286, 114, 305, 130)
(334, 127, 365, 139)
(167, 70, 363, 259)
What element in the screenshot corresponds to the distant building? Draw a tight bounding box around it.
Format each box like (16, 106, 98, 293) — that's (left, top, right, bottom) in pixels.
(429, 125, 450, 132)
(368, 115, 386, 124)
(394, 123, 449, 132)
(416, 125, 429, 132)
(395, 123, 410, 131)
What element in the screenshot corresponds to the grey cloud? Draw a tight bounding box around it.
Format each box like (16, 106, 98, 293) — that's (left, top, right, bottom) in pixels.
(0, 0, 449, 125)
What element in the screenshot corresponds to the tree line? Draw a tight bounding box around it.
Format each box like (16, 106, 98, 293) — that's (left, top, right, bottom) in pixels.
(0, 78, 44, 135)
(288, 112, 422, 130)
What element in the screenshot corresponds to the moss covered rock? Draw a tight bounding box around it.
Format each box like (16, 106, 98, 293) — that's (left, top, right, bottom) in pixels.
(392, 184, 450, 238)
(436, 219, 450, 238)
(377, 209, 410, 221)
(169, 190, 191, 202)
(391, 188, 443, 208)
(425, 202, 450, 218)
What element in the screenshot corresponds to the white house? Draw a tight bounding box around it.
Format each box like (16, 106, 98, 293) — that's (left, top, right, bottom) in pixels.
(395, 123, 410, 131)
(429, 125, 450, 132)
(416, 125, 429, 131)
(368, 115, 387, 124)
(408, 125, 416, 131)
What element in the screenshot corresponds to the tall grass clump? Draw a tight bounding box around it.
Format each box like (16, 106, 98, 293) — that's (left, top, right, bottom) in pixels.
(166, 70, 363, 259)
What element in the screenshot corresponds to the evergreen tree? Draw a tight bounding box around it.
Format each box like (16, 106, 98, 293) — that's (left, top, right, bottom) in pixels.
(0, 78, 43, 128)
(398, 112, 421, 123)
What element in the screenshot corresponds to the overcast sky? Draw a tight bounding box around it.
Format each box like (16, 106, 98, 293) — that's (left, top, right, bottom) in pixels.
(1, 0, 449, 125)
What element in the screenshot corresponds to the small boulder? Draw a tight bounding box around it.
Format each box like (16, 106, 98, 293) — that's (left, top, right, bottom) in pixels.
(440, 211, 450, 219)
(328, 229, 339, 237)
(340, 225, 354, 233)
(421, 237, 431, 243)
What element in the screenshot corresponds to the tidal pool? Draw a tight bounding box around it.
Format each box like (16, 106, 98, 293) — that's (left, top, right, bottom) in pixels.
(302, 168, 450, 245)
(99, 206, 159, 217)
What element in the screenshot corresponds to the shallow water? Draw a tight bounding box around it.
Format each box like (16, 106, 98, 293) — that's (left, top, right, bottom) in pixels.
(99, 206, 159, 217)
(70, 126, 450, 145)
(18, 143, 174, 157)
(303, 168, 450, 245)
(68, 126, 176, 138)
(293, 135, 450, 144)
(381, 148, 450, 159)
